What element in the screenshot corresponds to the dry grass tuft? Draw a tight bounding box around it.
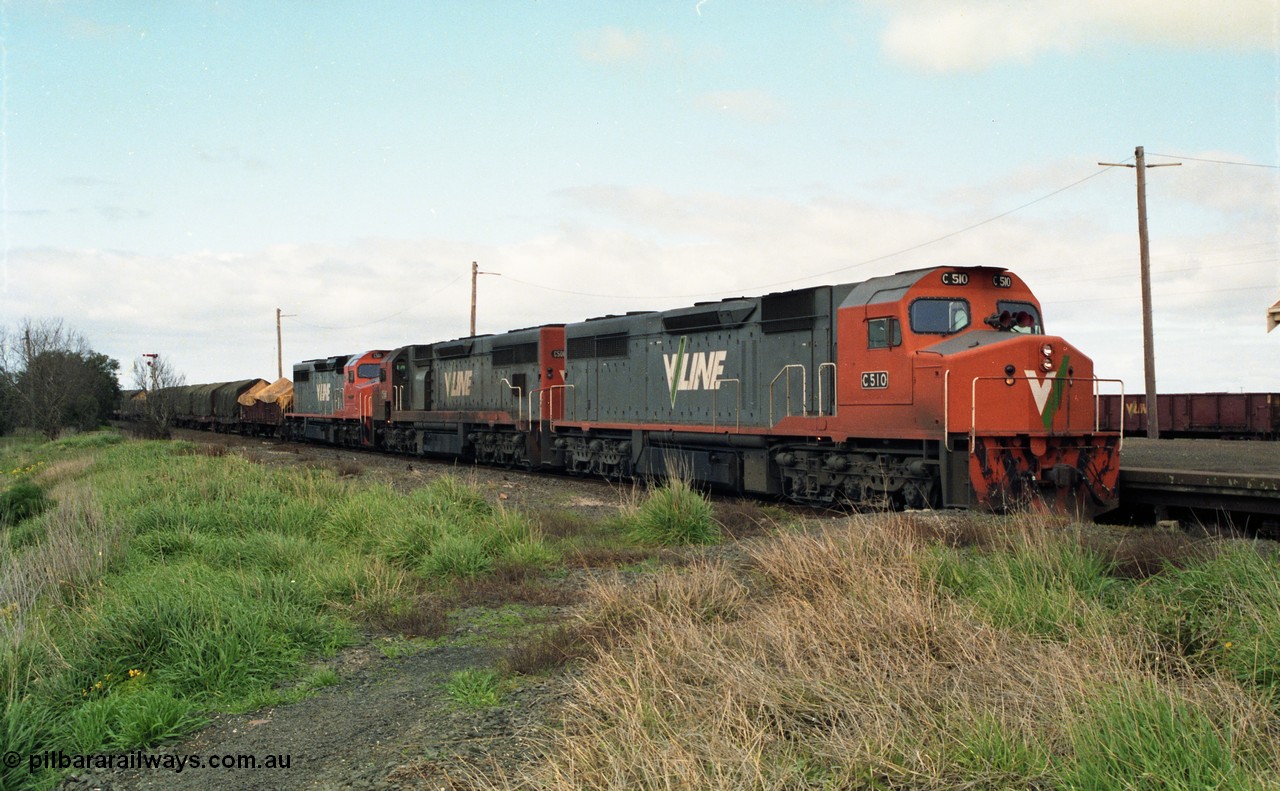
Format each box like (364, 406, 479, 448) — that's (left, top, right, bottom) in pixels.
(0, 484, 121, 617)
(32, 456, 95, 488)
(503, 624, 590, 676)
(562, 545, 666, 569)
(485, 515, 1280, 790)
(712, 499, 780, 540)
(176, 443, 228, 457)
(1086, 528, 1214, 579)
(450, 573, 578, 608)
(334, 460, 365, 478)
(531, 509, 593, 540)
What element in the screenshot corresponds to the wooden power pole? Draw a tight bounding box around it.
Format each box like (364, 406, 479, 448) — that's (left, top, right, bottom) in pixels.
(276, 305, 284, 376)
(469, 261, 499, 337)
(276, 308, 296, 380)
(1099, 146, 1180, 439)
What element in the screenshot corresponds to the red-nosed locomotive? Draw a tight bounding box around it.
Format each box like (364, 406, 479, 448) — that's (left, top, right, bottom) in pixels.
(270, 266, 1120, 517)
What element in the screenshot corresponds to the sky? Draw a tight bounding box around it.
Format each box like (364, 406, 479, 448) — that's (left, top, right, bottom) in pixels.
(2, 0, 1278, 394)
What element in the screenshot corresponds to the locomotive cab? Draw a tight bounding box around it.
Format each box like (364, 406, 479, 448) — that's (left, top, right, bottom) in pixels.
(835, 266, 1120, 517)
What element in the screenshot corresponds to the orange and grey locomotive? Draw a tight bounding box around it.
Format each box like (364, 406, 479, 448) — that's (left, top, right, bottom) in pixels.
(279, 266, 1120, 517)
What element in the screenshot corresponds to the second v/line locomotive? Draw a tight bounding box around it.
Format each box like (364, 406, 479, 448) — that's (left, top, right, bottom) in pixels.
(278, 265, 1121, 518)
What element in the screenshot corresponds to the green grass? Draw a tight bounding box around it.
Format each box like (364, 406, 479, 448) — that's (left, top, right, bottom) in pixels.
(1064, 680, 1268, 790)
(926, 523, 1280, 700)
(0, 434, 570, 789)
(8, 433, 1276, 791)
(927, 530, 1121, 639)
(444, 668, 503, 708)
(623, 477, 720, 546)
(1136, 543, 1280, 699)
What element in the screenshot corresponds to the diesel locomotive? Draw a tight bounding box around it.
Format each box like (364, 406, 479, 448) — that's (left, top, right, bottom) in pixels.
(269, 265, 1120, 517)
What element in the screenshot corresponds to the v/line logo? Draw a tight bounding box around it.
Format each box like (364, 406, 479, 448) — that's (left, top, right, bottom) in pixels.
(443, 370, 473, 397)
(663, 336, 728, 408)
(1024, 354, 1071, 429)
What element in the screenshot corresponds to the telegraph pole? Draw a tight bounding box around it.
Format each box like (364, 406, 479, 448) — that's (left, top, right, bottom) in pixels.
(1099, 146, 1180, 439)
(276, 308, 296, 380)
(470, 261, 499, 337)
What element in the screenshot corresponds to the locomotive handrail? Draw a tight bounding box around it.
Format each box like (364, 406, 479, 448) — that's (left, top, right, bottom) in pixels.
(1092, 377, 1125, 451)
(527, 384, 575, 429)
(500, 378, 524, 428)
(769, 364, 807, 426)
(817, 362, 837, 417)
(967, 375, 1113, 454)
(943, 370, 952, 451)
(713, 377, 741, 432)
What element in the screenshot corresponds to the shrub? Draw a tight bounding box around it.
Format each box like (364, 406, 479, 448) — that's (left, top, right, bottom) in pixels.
(0, 481, 52, 528)
(626, 478, 719, 546)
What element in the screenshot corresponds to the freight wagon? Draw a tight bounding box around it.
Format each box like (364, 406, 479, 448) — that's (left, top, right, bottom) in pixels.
(1097, 393, 1279, 439)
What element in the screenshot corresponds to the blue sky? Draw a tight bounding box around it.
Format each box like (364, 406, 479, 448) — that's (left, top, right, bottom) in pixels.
(3, 0, 1277, 392)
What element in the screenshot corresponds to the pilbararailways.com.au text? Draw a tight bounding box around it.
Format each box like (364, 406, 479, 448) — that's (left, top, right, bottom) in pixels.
(16, 749, 292, 774)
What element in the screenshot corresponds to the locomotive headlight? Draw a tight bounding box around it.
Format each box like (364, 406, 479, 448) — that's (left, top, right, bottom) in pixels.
(1004, 363, 1016, 386)
(1041, 358, 1053, 371)
(1041, 343, 1053, 357)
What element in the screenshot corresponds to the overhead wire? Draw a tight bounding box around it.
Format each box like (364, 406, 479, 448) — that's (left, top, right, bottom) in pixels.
(286, 273, 464, 331)
(279, 153, 1276, 325)
(501, 165, 1124, 302)
(1147, 153, 1280, 169)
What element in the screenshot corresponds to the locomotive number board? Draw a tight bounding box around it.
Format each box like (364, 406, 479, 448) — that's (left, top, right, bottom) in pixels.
(941, 272, 969, 286)
(861, 371, 889, 389)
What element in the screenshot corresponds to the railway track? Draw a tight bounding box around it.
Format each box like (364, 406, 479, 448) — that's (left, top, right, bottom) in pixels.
(164, 427, 1280, 533)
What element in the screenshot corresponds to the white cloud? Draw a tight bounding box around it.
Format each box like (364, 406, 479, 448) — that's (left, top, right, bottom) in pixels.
(4, 166, 1276, 391)
(579, 27, 678, 64)
(874, 0, 1279, 71)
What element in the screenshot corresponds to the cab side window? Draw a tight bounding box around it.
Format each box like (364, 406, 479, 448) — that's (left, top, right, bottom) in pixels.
(910, 299, 970, 334)
(868, 317, 902, 349)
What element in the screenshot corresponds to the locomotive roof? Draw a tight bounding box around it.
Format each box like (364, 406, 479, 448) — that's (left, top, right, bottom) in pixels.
(842, 266, 1009, 308)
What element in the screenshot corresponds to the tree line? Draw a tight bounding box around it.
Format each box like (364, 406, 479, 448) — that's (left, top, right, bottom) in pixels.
(0, 319, 123, 439)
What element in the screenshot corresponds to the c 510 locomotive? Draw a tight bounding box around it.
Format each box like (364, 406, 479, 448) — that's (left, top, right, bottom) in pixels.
(278, 266, 1120, 517)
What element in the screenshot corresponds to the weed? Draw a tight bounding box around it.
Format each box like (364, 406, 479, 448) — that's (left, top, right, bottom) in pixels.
(306, 667, 340, 689)
(444, 669, 503, 708)
(532, 508, 592, 539)
(624, 477, 719, 546)
(503, 624, 590, 675)
(334, 460, 364, 477)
